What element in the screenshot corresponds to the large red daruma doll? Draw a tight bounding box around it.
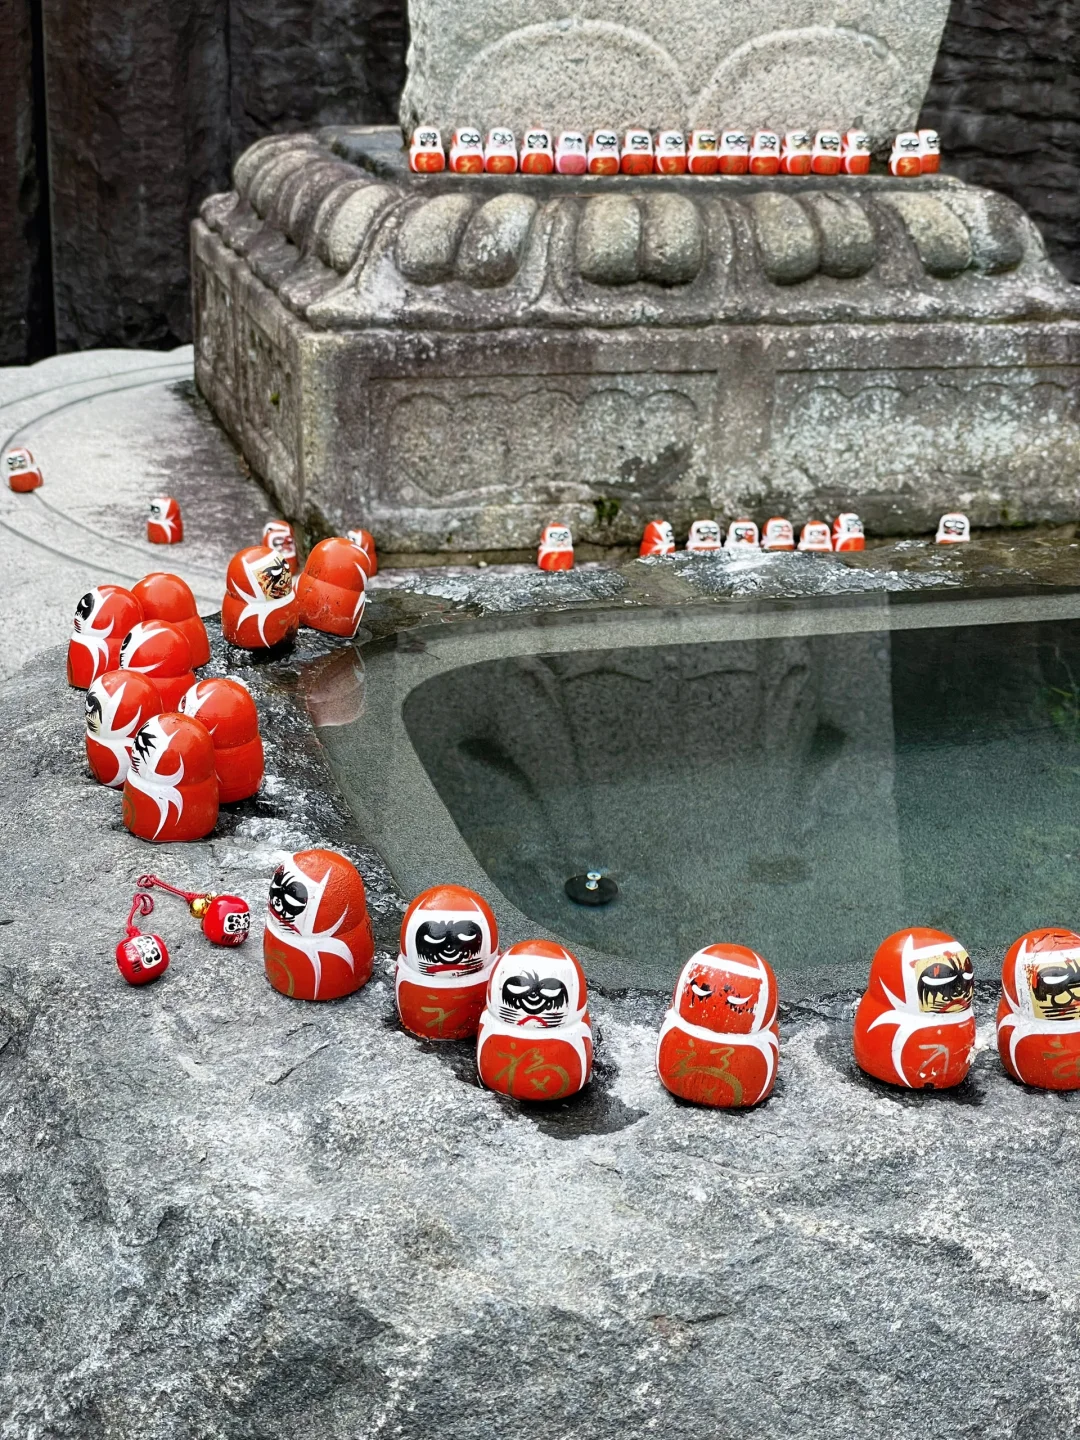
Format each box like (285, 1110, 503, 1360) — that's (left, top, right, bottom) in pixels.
(122, 712, 219, 843)
(118, 619, 196, 710)
(132, 572, 210, 667)
(396, 885, 500, 1040)
(222, 545, 299, 650)
(66, 584, 143, 688)
(263, 849, 375, 1001)
(853, 928, 976, 1089)
(656, 944, 780, 1108)
(297, 538, 368, 637)
(84, 670, 162, 787)
(477, 940, 593, 1100)
(997, 929, 1080, 1090)
(178, 676, 264, 803)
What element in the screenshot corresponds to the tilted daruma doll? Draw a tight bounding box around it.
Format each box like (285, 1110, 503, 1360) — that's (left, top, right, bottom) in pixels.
(853, 928, 976, 1089)
(66, 584, 143, 688)
(264, 849, 375, 1001)
(537, 523, 574, 571)
(997, 929, 1080, 1090)
(222, 545, 299, 649)
(396, 885, 500, 1040)
(749, 131, 780, 176)
(178, 677, 264, 803)
(118, 620, 196, 710)
(132, 572, 210, 667)
(656, 944, 780, 1108)
(477, 940, 594, 1100)
(345, 528, 378, 579)
(297, 537, 368, 636)
(122, 713, 219, 843)
(409, 126, 445, 173)
(262, 519, 299, 574)
(5, 446, 42, 492)
(147, 496, 183, 544)
(639, 519, 675, 557)
(85, 670, 162, 788)
(832, 513, 865, 552)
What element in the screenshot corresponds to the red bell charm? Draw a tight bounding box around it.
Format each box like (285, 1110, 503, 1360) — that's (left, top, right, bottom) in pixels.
(178, 677, 264, 803)
(5, 445, 43, 492)
(132, 572, 210, 668)
(476, 940, 594, 1101)
(262, 519, 299, 574)
(85, 670, 162, 788)
(115, 893, 170, 986)
(147, 496, 183, 544)
(656, 944, 780, 1108)
(997, 929, 1080, 1090)
(345, 528, 378, 578)
(137, 874, 251, 946)
(296, 537, 368, 637)
(396, 885, 500, 1040)
(853, 928, 976, 1089)
(118, 619, 196, 710)
(122, 713, 219, 843)
(263, 849, 375, 1001)
(66, 584, 144, 688)
(222, 545, 299, 650)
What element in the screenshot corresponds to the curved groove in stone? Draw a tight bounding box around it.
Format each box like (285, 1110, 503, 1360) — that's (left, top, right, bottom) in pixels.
(249, 149, 321, 221)
(882, 194, 973, 277)
(284, 163, 360, 249)
(323, 185, 396, 274)
(396, 195, 477, 286)
(233, 136, 305, 198)
(749, 193, 820, 284)
(455, 195, 539, 289)
(640, 194, 705, 287)
(800, 193, 876, 279)
(577, 196, 643, 286)
(939, 190, 1026, 275)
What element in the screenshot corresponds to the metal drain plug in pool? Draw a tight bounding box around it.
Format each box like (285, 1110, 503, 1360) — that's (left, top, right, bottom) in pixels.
(565, 871, 618, 906)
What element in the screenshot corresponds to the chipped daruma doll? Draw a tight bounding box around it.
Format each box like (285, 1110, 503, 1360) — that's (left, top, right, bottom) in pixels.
(853, 928, 975, 1089)
(132, 572, 210, 668)
(842, 131, 872, 175)
(147, 496, 183, 544)
(749, 131, 780, 176)
(780, 130, 813, 175)
(66, 584, 143, 689)
(520, 129, 554, 174)
(396, 885, 500, 1040)
(477, 940, 594, 1100)
(998, 929, 1080, 1090)
(410, 126, 445, 173)
(297, 537, 368, 637)
(537, 523, 574, 571)
(639, 519, 676, 557)
(621, 129, 654, 175)
(264, 849, 375, 1001)
(179, 676, 264, 804)
(85, 670, 162, 788)
(655, 131, 687, 175)
(122, 713, 219, 843)
(555, 132, 587, 176)
(832, 513, 865, 552)
(118, 620, 196, 710)
(449, 127, 484, 174)
(656, 945, 780, 1108)
(222, 545, 299, 650)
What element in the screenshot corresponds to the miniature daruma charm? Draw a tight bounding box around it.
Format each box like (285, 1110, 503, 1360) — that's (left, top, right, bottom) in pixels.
(410, 126, 445, 173)
(688, 130, 719, 175)
(640, 519, 675, 557)
(997, 929, 1080, 1090)
(555, 132, 587, 175)
(842, 130, 872, 175)
(621, 129, 654, 175)
(538, 523, 574, 571)
(521, 129, 554, 174)
(587, 130, 620, 175)
(936, 512, 970, 544)
(655, 131, 687, 175)
(264, 849, 375, 1001)
(761, 517, 795, 552)
(918, 129, 941, 174)
(132, 572, 210, 668)
(262, 519, 299, 573)
(449, 127, 484, 173)
(657, 945, 779, 1108)
(718, 129, 750, 175)
(67, 584, 143, 688)
(118, 620, 196, 710)
(811, 131, 842, 175)
(890, 132, 922, 177)
(724, 519, 760, 551)
(749, 131, 780, 175)
(297, 537, 368, 636)
(222, 545, 299, 649)
(5, 446, 42, 492)
(477, 940, 593, 1100)
(122, 713, 219, 843)
(853, 928, 975, 1089)
(484, 128, 518, 174)
(780, 130, 813, 175)
(396, 885, 500, 1040)
(832, 513, 865, 552)
(345, 527, 378, 578)
(85, 670, 162, 788)
(147, 496, 182, 544)
(797, 521, 833, 553)
(686, 519, 722, 553)
(178, 677, 264, 803)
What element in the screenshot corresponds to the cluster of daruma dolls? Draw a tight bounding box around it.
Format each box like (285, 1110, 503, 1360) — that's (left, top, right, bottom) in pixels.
(410, 125, 941, 178)
(67, 518, 378, 847)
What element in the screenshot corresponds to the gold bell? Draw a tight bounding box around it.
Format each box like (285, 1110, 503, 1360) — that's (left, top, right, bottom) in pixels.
(189, 893, 216, 920)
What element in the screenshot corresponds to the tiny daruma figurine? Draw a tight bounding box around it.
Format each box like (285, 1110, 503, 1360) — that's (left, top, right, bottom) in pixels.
(115, 892, 170, 987)
(686, 519, 722, 553)
(264, 849, 375, 1001)
(621, 129, 654, 175)
(587, 130, 620, 175)
(749, 131, 780, 175)
(122, 713, 219, 843)
(345, 528, 378, 578)
(936, 513, 970, 544)
(449, 127, 484, 173)
(476, 940, 594, 1100)
(222, 545, 299, 649)
(555, 132, 587, 175)
(780, 131, 813, 175)
(797, 521, 833, 553)
(639, 519, 675, 557)
(410, 126, 445, 173)
(761, 517, 795, 552)
(262, 519, 299, 574)
(655, 131, 687, 175)
(179, 676, 264, 803)
(67, 584, 143, 688)
(521, 129, 555, 174)
(396, 885, 500, 1040)
(484, 128, 518, 174)
(890, 132, 922, 177)
(832, 513, 865, 552)
(853, 927, 975, 1089)
(538, 523, 574, 571)
(85, 670, 162, 788)
(656, 944, 780, 1108)
(718, 130, 750, 175)
(724, 519, 759, 551)
(842, 131, 872, 175)
(147, 496, 183, 544)
(4, 446, 42, 492)
(997, 929, 1080, 1090)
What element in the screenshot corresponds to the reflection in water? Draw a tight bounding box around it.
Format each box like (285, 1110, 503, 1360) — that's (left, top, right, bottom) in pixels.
(301, 646, 366, 728)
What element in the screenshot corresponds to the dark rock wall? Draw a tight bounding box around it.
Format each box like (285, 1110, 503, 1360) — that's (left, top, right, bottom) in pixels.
(0, 0, 51, 363)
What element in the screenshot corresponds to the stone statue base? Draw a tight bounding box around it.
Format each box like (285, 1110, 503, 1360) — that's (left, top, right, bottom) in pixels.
(192, 126, 1080, 551)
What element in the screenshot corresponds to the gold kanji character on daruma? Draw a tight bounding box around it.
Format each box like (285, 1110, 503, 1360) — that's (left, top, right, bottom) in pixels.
(477, 941, 593, 1100)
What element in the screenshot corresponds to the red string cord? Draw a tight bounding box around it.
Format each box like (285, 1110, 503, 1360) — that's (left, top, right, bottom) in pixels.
(137, 874, 198, 904)
(126, 892, 155, 937)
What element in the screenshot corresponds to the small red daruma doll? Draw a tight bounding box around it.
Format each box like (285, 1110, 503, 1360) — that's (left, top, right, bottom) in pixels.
(263, 849, 375, 1001)
(655, 131, 687, 175)
(178, 676, 264, 803)
(85, 670, 162, 788)
(147, 496, 183, 544)
(297, 537, 368, 637)
(842, 130, 872, 175)
(997, 929, 1080, 1090)
(520, 129, 555, 175)
(396, 885, 500, 1040)
(409, 125, 445, 173)
(118, 620, 196, 710)
(657, 945, 780, 1107)
(587, 129, 620, 176)
(122, 713, 219, 843)
(621, 129, 654, 175)
(132, 572, 210, 668)
(718, 129, 750, 175)
(919, 129, 941, 174)
(797, 520, 833, 553)
(749, 131, 781, 175)
(116, 929, 170, 986)
(936, 512, 970, 544)
(639, 519, 675, 557)
(832, 513, 865, 552)
(761, 517, 795, 552)
(66, 584, 143, 688)
(222, 545, 299, 650)
(449, 126, 484, 173)
(724, 519, 760, 551)
(484, 127, 518, 174)
(554, 131, 587, 176)
(685, 519, 722, 553)
(4, 446, 42, 492)
(537, 523, 574, 571)
(262, 519, 299, 574)
(811, 130, 843, 176)
(780, 130, 813, 175)
(890, 132, 922, 177)
(345, 527, 378, 579)
(687, 130, 719, 176)
(854, 928, 975, 1089)
(476, 940, 594, 1101)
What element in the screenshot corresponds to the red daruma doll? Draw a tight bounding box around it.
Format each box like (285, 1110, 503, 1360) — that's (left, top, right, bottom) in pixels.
(780, 130, 813, 175)
(178, 676, 264, 803)
(749, 131, 780, 175)
(396, 885, 500, 1040)
(147, 496, 183, 544)
(262, 519, 299, 574)
(345, 527, 378, 579)
(297, 537, 368, 637)
(587, 130, 620, 176)
(655, 131, 687, 175)
(85, 670, 162, 788)
(66, 584, 143, 688)
(811, 131, 842, 176)
(132, 572, 210, 668)
(118, 620, 196, 710)
(537, 523, 574, 571)
(832, 513, 865, 552)
(477, 940, 594, 1100)
(222, 545, 299, 650)
(718, 129, 750, 175)
(5, 446, 42, 492)
(410, 126, 445, 173)
(621, 129, 654, 175)
(890, 132, 922, 177)
(449, 127, 484, 174)
(640, 519, 675, 557)
(853, 928, 976, 1089)
(520, 129, 554, 174)
(263, 849, 375, 1001)
(656, 945, 780, 1108)
(997, 929, 1080, 1090)
(842, 131, 872, 175)
(122, 713, 219, 843)
(484, 128, 518, 174)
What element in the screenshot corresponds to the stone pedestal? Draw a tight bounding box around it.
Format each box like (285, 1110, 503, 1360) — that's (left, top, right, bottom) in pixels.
(193, 127, 1080, 554)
